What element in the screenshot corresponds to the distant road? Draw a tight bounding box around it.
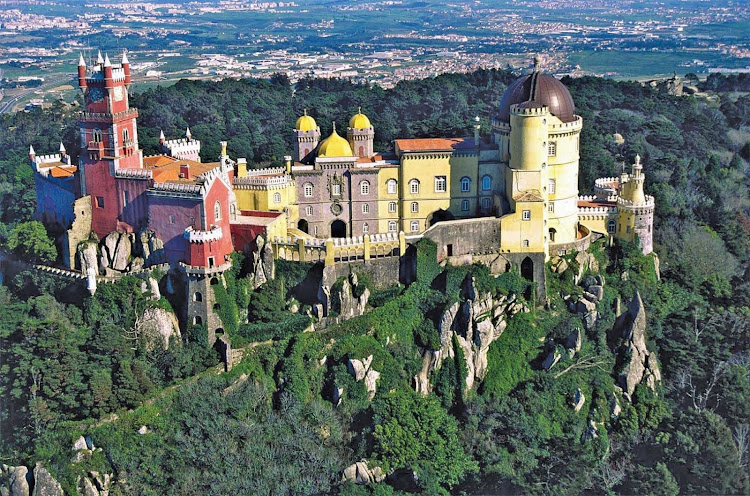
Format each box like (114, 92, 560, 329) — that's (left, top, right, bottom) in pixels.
(0, 74, 74, 114)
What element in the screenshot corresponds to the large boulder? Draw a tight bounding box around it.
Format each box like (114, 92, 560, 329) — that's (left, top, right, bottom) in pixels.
(342, 461, 385, 485)
(101, 232, 132, 272)
(76, 242, 99, 276)
(614, 291, 661, 398)
(1, 465, 29, 496)
(139, 307, 181, 350)
(32, 464, 63, 496)
(336, 274, 369, 320)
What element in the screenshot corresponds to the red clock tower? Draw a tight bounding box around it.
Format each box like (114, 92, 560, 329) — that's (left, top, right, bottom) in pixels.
(78, 51, 143, 236)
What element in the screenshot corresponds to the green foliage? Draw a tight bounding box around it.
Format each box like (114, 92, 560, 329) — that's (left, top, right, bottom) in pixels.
(4, 221, 56, 264)
(415, 238, 440, 286)
(372, 389, 478, 489)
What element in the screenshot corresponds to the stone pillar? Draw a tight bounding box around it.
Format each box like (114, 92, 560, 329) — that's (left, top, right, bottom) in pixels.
(363, 234, 371, 261)
(297, 238, 306, 262)
(398, 231, 406, 256)
(325, 239, 335, 266)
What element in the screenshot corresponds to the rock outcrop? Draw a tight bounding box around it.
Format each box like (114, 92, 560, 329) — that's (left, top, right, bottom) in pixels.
(342, 461, 385, 485)
(416, 275, 523, 393)
(101, 232, 132, 273)
(139, 307, 181, 350)
(336, 274, 369, 320)
(248, 235, 275, 289)
(614, 291, 662, 399)
(76, 241, 99, 277)
(347, 354, 380, 400)
(0, 464, 29, 496)
(32, 464, 63, 496)
(136, 229, 165, 266)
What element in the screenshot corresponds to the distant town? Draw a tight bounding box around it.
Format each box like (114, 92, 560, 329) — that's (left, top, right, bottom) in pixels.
(1, 0, 748, 111)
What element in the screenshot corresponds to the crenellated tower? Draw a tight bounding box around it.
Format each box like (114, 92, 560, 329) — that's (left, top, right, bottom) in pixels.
(293, 110, 320, 162)
(347, 107, 374, 158)
(616, 155, 654, 254)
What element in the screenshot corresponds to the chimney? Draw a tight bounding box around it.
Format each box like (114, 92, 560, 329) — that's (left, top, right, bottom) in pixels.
(237, 158, 247, 178)
(77, 53, 87, 90)
(179, 164, 190, 179)
(284, 155, 292, 175)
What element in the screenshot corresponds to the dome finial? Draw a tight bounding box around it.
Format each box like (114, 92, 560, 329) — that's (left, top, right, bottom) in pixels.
(635, 154, 641, 166)
(332, 121, 337, 133)
(304, 108, 308, 116)
(358, 106, 362, 114)
(533, 54, 543, 72)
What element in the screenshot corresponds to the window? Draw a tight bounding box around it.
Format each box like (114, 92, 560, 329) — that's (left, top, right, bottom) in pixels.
(362, 203, 370, 214)
(304, 182, 313, 197)
(626, 225, 631, 233)
(548, 202, 554, 213)
(273, 192, 281, 204)
(360, 180, 370, 195)
(434, 176, 446, 193)
(305, 206, 313, 216)
(481, 197, 491, 208)
(548, 179, 556, 194)
(169, 214, 175, 224)
(332, 183, 341, 196)
(388, 201, 397, 213)
(208, 257, 215, 268)
(314, 226, 318, 236)
(123, 190, 129, 207)
(607, 219, 616, 234)
(214, 201, 221, 221)
(363, 223, 369, 233)
(522, 210, 531, 221)
(523, 239, 530, 248)
(123, 128, 130, 143)
(409, 179, 420, 194)
(92, 128, 102, 143)
(387, 179, 397, 194)
(410, 220, 420, 233)
(95, 196, 105, 208)
(193, 316, 202, 325)
(388, 220, 397, 232)
(460, 176, 471, 193)
(461, 199, 470, 211)
(193, 292, 202, 302)
(482, 175, 492, 191)
(548, 141, 557, 156)
(411, 202, 419, 213)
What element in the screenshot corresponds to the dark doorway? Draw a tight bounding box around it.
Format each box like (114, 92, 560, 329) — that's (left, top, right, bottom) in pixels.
(446, 244, 453, 256)
(298, 219, 309, 233)
(427, 209, 455, 227)
(331, 219, 347, 238)
(549, 228, 556, 243)
(521, 256, 534, 282)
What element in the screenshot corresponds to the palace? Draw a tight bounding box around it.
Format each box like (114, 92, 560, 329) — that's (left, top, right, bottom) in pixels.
(31, 51, 654, 344)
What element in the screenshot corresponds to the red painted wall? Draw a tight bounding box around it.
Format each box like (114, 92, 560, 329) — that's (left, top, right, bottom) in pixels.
(148, 196, 202, 265)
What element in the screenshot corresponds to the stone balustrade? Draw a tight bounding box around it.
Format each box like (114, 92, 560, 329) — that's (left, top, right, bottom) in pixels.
(272, 231, 407, 266)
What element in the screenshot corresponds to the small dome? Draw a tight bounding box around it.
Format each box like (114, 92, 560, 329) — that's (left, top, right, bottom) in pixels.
(349, 108, 372, 130)
(497, 71, 576, 123)
(318, 125, 353, 157)
(296, 110, 318, 132)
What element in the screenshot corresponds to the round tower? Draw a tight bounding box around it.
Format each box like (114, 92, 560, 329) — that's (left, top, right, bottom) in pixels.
(77, 53, 87, 90)
(293, 109, 320, 162)
(617, 155, 654, 254)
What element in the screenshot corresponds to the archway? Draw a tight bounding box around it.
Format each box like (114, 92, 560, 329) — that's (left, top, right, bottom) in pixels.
(331, 219, 347, 238)
(427, 209, 455, 227)
(549, 228, 556, 243)
(521, 256, 534, 282)
(298, 219, 309, 234)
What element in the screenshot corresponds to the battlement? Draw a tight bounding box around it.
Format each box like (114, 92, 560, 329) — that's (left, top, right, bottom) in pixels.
(510, 103, 549, 117)
(234, 174, 291, 188)
(271, 231, 405, 266)
(162, 138, 201, 161)
(150, 182, 203, 194)
(184, 225, 223, 243)
(549, 116, 583, 132)
(35, 154, 63, 165)
(79, 108, 138, 123)
(579, 194, 618, 203)
(617, 195, 655, 211)
(115, 168, 153, 179)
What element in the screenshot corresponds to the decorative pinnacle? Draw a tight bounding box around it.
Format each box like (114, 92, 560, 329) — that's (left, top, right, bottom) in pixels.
(121, 49, 129, 65)
(332, 121, 337, 133)
(29, 144, 35, 156)
(103, 53, 111, 67)
(185, 127, 192, 139)
(159, 130, 165, 141)
(59, 142, 66, 153)
(475, 115, 480, 122)
(358, 106, 362, 114)
(634, 154, 641, 167)
(97, 50, 104, 64)
(78, 53, 86, 67)
(533, 54, 543, 72)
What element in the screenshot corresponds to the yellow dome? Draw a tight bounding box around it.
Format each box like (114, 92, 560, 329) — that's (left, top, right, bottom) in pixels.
(295, 110, 318, 132)
(349, 107, 372, 130)
(318, 125, 353, 157)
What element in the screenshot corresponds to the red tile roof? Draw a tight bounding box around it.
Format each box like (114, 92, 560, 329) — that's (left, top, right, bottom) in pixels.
(395, 138, 466, 152)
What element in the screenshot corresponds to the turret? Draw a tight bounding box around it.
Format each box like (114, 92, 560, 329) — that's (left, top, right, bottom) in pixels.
(121, 50, 131, 87)
(185, 127, 192, 141)
(29, 144, 35, 161)
(159, 129, 165, 145)
(59, 141, 66, 158)
(103, 53, 114, 89)
(77, 53, 87, 90)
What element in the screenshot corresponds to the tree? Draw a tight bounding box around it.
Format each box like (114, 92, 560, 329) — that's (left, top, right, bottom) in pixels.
(5, 221, 56, 264)
(372, 389, 477, 489)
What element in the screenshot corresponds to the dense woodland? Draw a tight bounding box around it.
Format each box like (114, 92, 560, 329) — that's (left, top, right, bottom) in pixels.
(0, 70, 748, 495)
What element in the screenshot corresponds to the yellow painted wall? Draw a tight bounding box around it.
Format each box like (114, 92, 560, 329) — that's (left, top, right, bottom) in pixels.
(375, 166, 400, 234)
(546, 116, 582, 244)
(449, 153, 479, 217)
(399, 153, 451, 233)
(499, 201, 546, 255)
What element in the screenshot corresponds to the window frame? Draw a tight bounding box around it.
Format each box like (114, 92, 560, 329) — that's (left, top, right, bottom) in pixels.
(461, 199, 470, 211)
(273, 192, 281, 204)
(387, 179, 397, 194)
(388, 201, 397, 213)
(481, 175, 492, 191)
(362, 203, 370, 214)
(303, 182, 314, 197)
(548, 141, 557, 157)
(305, 205, 313, 216)
(522, 210, 531, 221)
(434, 175, 447, 193)
(548, 179, 556, 194)
(214, 201, 222, 221)
(411, 201, 419, 213)
(410, 220, 420, 233)
(360, 180, 370, 196)
(388, 220, 397, 232)
(409, 179, 420, 194)
(460, 176, 471, 193)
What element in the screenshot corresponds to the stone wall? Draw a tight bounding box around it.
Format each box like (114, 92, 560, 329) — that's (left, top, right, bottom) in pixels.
(421, 217, 500, 261)
(322, 256, 402, 289)
(62, 195, 93, 269)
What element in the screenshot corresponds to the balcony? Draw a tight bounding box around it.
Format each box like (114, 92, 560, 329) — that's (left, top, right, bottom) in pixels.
(184, 225, 223, 243)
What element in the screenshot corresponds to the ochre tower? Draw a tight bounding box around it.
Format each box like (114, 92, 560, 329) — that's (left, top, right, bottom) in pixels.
(617, 155, 654, 254)
(347, 108, 374, 158)
(77, 51, 143, 236)
(293, 110, 320, 161)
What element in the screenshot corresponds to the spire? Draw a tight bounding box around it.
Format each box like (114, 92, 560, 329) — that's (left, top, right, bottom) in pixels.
(185, 127, 192, 139)
(78, 53, 86, 67)
(59, 142, 66, 153)
(303, 108, 308, 116)
(97, 50, 104, 64)
(332, 121, 337, 134)
(634, 154, 641, 167)
(121, 49, 129, 65)
(159, 129, 165, 142)
(29, 144, 35, 158)
(358, 106, 362, 114)
(103, 53, 111, 67)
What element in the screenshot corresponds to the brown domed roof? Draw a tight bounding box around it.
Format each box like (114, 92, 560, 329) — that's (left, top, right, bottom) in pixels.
(497, 71, 576, 123)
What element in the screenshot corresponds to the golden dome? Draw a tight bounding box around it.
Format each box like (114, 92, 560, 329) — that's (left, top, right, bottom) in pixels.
(295, 109, 318, 132)
(318, 124, 353, 157)
(349, 107, 372, 130)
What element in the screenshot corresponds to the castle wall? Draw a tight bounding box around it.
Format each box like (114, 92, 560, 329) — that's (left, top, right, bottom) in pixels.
(322, 256, 401, 289)
(36, 173, 76, 229)
(398, 153, 452, 233)
(148, 196, 203, 264)
(421, 217, 500, 261)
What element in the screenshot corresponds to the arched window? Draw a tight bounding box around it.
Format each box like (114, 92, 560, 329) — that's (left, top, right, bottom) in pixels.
(360, 180, 370, 195)
(410, 220, 420, 232)
(92, 128, 102, 143)
(305, 205, 313, 216)
(481, 175, 492, 191)
(214, 201, 221, 221)
(122, 128, 130, 143)
(303, 182, 313, 197)
(388, 220, 397, 232)
(607, 219, 616, 233)
(193, 292, 202, 302)
(362, 203, 370, 214)
(363, 222, 369, 233)
(460, 176, 471, 192)
(388, 201, 397, 213)
(548, 179, 556, 194)
(411, 202, 419, 213)
(481, 197, 491, 208)
(193, 316, 202, 325)
(409, 179, 420, 194)
(273, 192, 281, 204)
(387, 179, 397, 194)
